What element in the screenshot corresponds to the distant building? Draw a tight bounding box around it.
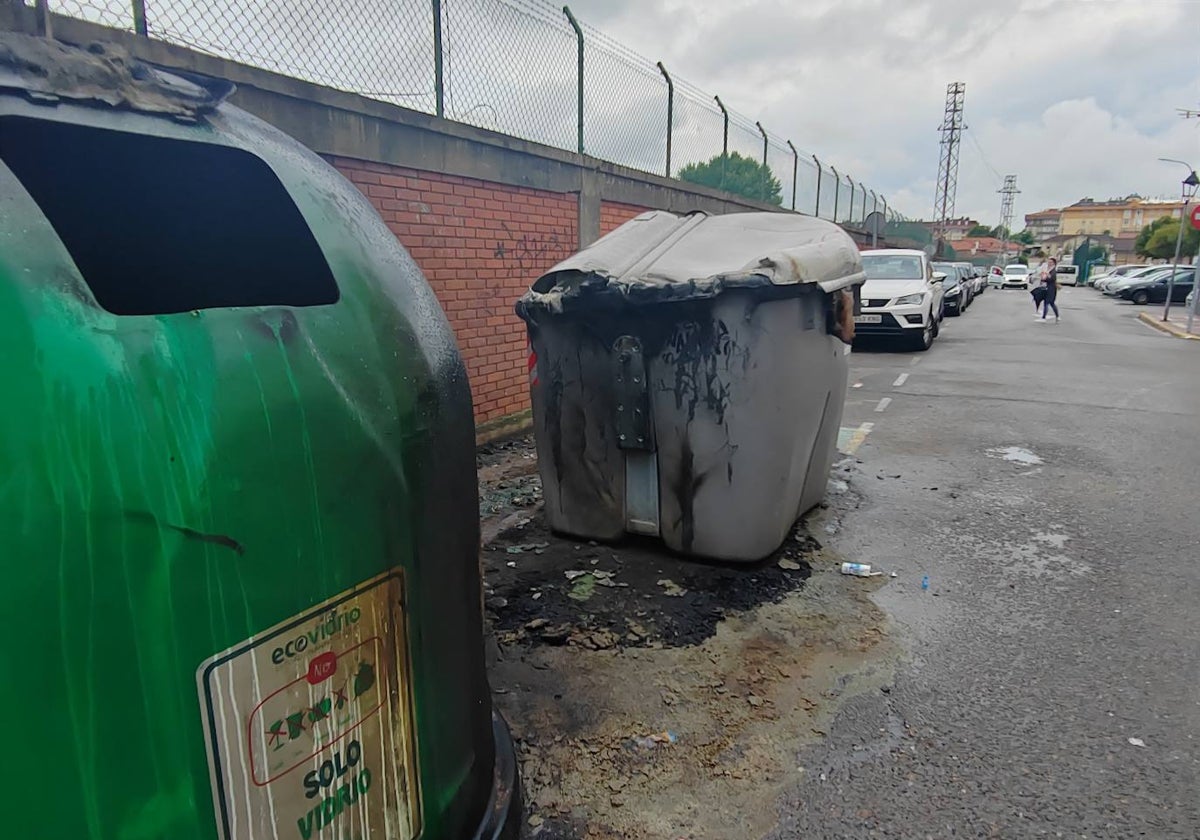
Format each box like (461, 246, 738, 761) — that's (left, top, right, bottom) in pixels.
(919, 216, 979, 242)
(1023, 208, 1061, 243)
(953, 236, 1007, 257)
(1058, 195, 1188, 237)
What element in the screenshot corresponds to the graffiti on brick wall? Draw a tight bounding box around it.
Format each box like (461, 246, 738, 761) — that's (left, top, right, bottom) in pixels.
(493, 221, 569, 271)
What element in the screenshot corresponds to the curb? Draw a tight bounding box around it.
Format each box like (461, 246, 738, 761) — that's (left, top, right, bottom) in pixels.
(1136, 312, 1200, 341)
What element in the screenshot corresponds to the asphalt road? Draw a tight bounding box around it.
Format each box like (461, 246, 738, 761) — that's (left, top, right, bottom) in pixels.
(775, 285, 1200, 838)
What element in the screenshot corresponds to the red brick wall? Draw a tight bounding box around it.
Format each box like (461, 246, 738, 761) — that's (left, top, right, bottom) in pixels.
(600, 201, 651, 235)
(330, 156, 577, 425)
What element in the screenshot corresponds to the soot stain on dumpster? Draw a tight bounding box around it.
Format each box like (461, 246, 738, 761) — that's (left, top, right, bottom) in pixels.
(671, 437, 704, 555)
(660, 318, 735, 425)
(484, 511, 816, 651)
(124, 510, 246, 555)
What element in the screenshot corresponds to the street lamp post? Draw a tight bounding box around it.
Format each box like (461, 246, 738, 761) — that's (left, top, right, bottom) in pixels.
(1157, 158, 1199, 322)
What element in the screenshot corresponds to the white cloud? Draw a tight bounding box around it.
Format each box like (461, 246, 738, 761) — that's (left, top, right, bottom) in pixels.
(567, 0, 1200, 225)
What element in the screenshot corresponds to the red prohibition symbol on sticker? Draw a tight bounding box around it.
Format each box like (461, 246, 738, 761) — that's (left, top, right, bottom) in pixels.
(307, 651, 338, 685)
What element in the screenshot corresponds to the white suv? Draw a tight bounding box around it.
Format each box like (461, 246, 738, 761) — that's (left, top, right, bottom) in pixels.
(855, 249, 944, 351)
(1001, 264, 1031, 289)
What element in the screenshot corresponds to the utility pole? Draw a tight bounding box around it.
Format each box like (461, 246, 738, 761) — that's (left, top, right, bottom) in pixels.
(997, 175, 1019, 264)
(932, 82, 966, 258)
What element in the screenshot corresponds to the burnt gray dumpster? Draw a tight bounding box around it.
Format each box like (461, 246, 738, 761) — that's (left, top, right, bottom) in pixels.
(516, 210, 864, 562)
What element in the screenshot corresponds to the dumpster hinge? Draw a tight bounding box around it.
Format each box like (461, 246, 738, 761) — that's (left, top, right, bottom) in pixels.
(613, 336, 659, 536)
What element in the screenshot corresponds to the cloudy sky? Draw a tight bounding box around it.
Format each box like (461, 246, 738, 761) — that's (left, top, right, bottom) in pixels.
(565, 0, 1200, 227)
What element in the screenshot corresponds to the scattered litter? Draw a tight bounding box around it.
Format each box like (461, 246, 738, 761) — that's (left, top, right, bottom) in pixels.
(505, 561, 517, 568)
(527, 814, 544, 828)
(921, 575, 930, 590)
(531, 592, 542, 600)
(486, 596, 508, 609)
(778, 558, 802, 571)
(889, 571, 898, 578)
(1128, 737, 1146, 748)
(506, 542, 549, 554)
(657, 578, 687, 597)
(567, 574, 596, 602)
(840, 562, 881, 577)
(593, 570, 618, 587)
(525, 618, 550, 631)
(626, 621, 649, 639)
(852, 382, 862, 388)
(828, 478, 849, 495)
(986, 446, 1043, 466)
(569, 628, 619, 649)
(632, 731, 677, 749)
(564, 570, 590, 580)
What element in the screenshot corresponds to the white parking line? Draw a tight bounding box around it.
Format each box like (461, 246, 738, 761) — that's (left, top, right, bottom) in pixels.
(874, 397, 892, 413)
(893, 373, 909, 387)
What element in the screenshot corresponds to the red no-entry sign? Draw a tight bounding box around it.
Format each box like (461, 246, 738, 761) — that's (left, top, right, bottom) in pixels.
(1190, 204, 1200, 231)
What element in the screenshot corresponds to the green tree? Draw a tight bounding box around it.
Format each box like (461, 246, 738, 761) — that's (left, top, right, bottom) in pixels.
(1135, 216, 1175, 256)
(990, 224, 1011, 240)
(678, 152, 782, 205)
(1137, 216, 1200, 260)
(1012, 229, 1036, 245)
(966, 224, 992, 236)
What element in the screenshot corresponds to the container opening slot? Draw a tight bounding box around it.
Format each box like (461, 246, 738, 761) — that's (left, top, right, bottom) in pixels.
(0, 116, 339, 315)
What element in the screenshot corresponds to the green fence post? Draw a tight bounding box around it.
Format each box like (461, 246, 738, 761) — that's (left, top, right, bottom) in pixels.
(657, 61, 672, 177)
(431, 0, 444, 117)
(563, 6, 583, 154)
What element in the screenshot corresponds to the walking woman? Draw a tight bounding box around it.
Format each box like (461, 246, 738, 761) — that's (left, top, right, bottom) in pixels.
(1040, 257, 1060, 322)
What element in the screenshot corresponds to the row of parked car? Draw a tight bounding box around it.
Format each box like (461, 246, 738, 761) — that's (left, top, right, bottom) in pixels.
(1090, 263, 1197, 305)
(988, 262, 1082, 289)
(853, 249, 990, 351)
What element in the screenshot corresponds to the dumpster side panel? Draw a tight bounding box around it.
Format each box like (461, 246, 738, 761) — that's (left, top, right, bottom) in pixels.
(797, 342, 851, 517)
(651, 289, 845, 561)
(528, 319, 625, 541)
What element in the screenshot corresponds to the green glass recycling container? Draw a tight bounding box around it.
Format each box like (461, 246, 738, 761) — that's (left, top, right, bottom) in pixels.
(0, 32, 518, 840)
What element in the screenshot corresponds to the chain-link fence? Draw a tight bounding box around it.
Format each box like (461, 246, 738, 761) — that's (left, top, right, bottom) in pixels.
(39, 0, 908, 224)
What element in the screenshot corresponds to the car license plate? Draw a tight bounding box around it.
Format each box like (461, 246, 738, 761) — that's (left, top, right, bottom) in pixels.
(854, 314, 882, 324)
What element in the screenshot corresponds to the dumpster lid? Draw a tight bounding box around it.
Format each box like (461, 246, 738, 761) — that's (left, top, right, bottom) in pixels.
(519, 210, 865, 316)
(0, 32, 233, 121)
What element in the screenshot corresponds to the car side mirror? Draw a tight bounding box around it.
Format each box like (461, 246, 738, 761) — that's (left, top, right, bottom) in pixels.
(932, 272, 947, 281)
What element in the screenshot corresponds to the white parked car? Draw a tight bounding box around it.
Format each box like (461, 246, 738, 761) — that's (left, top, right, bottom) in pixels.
(1055, 265, 1079, 286)
(1097, 265, 1172, 292)
(1092, 264, 1147, 291)
(855, 249, 945, 351)
(1001, 264, 1031, 289)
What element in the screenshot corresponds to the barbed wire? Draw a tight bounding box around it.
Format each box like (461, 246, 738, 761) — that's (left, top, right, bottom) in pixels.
(41, 0, 907, 222)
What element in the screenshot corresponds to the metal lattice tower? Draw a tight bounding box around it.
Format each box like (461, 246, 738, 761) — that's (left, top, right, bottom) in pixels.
(932, 82, 966, 254)
(998, 175, 1020, 260)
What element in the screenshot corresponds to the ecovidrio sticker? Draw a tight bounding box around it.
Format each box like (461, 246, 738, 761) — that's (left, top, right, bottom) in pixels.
(198, 571, 421, 839)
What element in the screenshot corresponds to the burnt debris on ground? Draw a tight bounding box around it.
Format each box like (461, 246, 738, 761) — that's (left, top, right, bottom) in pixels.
(485, 514, 816, 651)
(478, 435, 894, 840)
(477, 434, 541, 518)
